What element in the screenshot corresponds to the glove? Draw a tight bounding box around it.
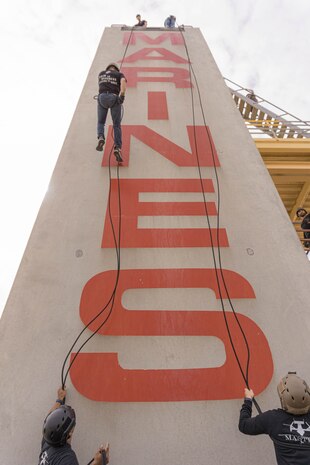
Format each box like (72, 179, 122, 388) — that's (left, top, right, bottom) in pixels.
(118, 94, 125, 104)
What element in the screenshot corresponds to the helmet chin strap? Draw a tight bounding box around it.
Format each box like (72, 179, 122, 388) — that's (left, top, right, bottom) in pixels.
(66, 428, 74, 444)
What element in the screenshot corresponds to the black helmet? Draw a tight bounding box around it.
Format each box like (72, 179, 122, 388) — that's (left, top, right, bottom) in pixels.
(106, 63, 120, 72)
(277, 372, 310, 415)
(43, 405, 76, 446)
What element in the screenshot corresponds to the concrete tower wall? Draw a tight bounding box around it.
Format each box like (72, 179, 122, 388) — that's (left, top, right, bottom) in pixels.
(1, 26, 310, 464)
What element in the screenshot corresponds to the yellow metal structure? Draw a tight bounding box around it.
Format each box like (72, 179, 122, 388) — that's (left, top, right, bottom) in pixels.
(254, 138, 310, 252)
(226, 78, 310, 254)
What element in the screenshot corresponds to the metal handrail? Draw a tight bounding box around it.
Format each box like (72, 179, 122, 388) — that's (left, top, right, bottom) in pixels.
(224, 77, 310, 126)
(245, 120, 310, 128)
(224, 77, 310, 139)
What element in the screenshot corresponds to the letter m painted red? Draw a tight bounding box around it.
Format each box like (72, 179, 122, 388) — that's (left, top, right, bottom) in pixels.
(123, 32, 183, 45)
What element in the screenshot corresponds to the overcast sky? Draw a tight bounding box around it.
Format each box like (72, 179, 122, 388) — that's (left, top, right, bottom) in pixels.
(0, 0, 309, 318)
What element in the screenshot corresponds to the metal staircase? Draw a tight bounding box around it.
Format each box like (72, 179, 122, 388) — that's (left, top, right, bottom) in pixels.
(225, 77, 310, 139)
(225, 78, 310, 258)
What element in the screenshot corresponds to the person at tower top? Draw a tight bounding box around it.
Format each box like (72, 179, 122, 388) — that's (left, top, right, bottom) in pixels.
(164, 15, 176, 28)
(38, 387, 109, 465)
(296, 208, 310, 254)
(239, 372, 310, 465)
(96, 62, 127, 163)
(134, 14, 147, 27)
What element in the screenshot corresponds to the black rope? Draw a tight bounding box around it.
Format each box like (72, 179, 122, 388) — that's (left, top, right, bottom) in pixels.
(61, 152, 122, 387)
(178, 25, 262, 414)
(60, 23, 263, 420)
(60, 27, 134, 389)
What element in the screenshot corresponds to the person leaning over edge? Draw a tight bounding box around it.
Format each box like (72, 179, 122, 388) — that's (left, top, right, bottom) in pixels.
(134, 14, 147, 27)
(239, 372, 310, 465)
(164, 15, 176, 28)
(96, 63, 127, 163)
(38, 387, 109, 465)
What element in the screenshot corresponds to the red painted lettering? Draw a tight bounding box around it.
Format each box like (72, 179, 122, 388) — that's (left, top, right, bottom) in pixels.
(70, 268, 273, 401)
(101, 179, 228, 248)
(148, 92, 168, 120)
(102, 125, 220, 167)
(123, 32, 184, 45)
(122, 48, 188, 64)
(121, 67, 192, 88)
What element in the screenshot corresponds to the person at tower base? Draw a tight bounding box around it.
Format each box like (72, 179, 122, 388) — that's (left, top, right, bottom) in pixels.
(134, 14, 147, 27)
(239, 372, 310, 465)
(96, 63, 127, 163)
(38, 387, 109, 465)
(164, 15, 176, 28)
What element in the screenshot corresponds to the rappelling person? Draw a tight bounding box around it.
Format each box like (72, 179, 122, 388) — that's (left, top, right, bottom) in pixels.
(96, 63, 127, 163)
(239, 372, 310, 464)
(38, 387, 109, 465)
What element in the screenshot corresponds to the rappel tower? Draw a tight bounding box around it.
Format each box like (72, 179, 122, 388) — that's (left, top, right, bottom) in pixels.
(1, 25, 310, 465)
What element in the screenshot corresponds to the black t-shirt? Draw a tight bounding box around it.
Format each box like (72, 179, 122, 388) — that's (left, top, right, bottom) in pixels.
(39, 441, 79, 465)
(98, 70, 126, 95)
(301, 214, 310, 231)
(135, 20, 147, 26)
(239, 399, 310, 464)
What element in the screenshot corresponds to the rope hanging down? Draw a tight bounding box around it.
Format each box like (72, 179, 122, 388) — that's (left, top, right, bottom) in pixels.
(60, 27, 134, 390)
(178, 25, 262, 414)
